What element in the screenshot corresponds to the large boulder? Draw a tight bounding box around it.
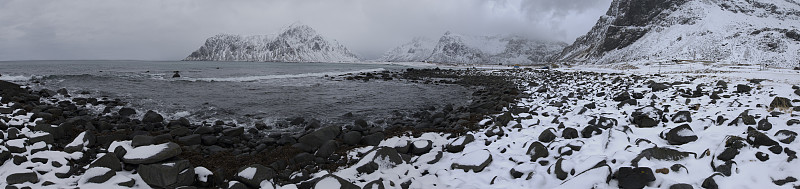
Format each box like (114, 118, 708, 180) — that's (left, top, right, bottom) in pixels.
(671, 111, 692, 123)
(312, 174, 359, 189)
(736, 84, 752, 93)
(769, 97, 793, 110)
(298, 126, 341, 150)
(410, 140, 433, 155)
(64, 131, 96, 153)
(142, 110, 164, 123)
(138, 160, 195, 188)
(118, 108, 137, 118)
(445, 134, 475, 153)
(122, 142, 182, 164)
(630, 107, 663, 128)
(6, 171, 39, 185)
(233, 164, 276, 188)
(664, 124, 698, 145)
(451, 149, 493, 172)
(775, 130, 797, 144)
(527, 141, 549, 161)
(615, 167, 656, 189)
(90, 153, 122, 171)
(79, 167, 116, 184)
(356, 147, 405, 174)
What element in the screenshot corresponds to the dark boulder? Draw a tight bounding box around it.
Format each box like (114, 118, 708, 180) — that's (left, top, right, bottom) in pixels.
(138, 160, 195, 188)
(615, 167, 655, 189)
(410, 140, 433, 155)
(299, 126, 341, 150)
(118, 108, 136, 118)
(671, 111, 692, 123)
(233, 164, 276, 188)
(451, 150, 493, 172)
(757, 118, 773, 131)
(562, 127, 579, 139)
(613, 92, 631, 102)
(341, 131, 362, 146)
(527, 142, 549, 161)
(315, 140, 338, 158)
(665, 124, 698, 145)
(89, 153, 122, 171)
(631, 107, 663, 128)
(311, 174, 359, 189)
(6, 171, 39, 185)
(736, 84, 751, 93)
(445, 134, 475, 153)
(769, 97, 793, 110)
(538, 129, 556, 143)
(122, 142, 182, 164)
(81, 167, 116, 184)
(775, 130, 797, 144)
(142, 110, 164, 123)
(356, 147, 405, 174)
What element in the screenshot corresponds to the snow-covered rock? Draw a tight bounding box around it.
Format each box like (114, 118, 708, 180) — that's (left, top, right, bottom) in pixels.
(553, 0, 800, 68)
(184, 24, 359, 63)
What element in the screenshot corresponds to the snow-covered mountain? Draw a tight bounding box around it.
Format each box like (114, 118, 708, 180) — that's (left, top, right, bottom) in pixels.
(379, 32, 567, 65)
(184, 25, 359, 63)
(553, 0, 800, 68)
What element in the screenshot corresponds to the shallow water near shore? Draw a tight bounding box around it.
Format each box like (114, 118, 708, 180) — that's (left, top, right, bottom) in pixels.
(0, 60, 472, 128)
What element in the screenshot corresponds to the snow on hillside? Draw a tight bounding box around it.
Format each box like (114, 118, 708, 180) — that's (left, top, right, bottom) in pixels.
(379, 32, 567, 65)
(184, 25, 359, 63)
(554, 0, 800, 68)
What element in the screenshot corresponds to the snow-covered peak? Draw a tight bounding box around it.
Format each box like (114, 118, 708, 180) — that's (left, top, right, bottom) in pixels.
(184, 25, 359, 63)
(553, 0, 800, 68)
(379, 32, 567, 64)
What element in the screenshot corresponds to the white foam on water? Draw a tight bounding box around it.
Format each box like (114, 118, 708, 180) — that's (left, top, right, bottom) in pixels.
(180, 68, 386, 82)
(0, 74, 32, 81)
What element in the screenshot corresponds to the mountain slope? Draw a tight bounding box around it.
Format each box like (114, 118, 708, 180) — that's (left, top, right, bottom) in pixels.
(184, 25, 359, 62)
(379, 32, 567, 65)
(554, 0, 800, 68)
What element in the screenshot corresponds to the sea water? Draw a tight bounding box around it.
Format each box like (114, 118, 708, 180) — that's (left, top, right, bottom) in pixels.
(0, 60, 471, 128)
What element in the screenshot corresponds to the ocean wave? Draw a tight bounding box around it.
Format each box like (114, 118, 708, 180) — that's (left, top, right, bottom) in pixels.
(0, 74, 32, 81)
(180, 68, 386, 82)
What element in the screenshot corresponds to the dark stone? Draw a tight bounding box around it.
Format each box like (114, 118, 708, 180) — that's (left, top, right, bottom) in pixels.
(562, 127, 579, 139)
(775, 130, 797, 144)
(755, 152, 769, 161)
(290, 117, 305, 125)
(747, 128, 778, 147)
(788, 119, 800, 126)
(122, 142, 182, 164)
(717, 147, 739, 161)
(354, 119, 369, 128)
(141, 110, 164, 123)
(315, 140, 337, 158)
(613, 92, 631, 101)
(90, 153, 122, 171)
(769, 145, 783, 154)
(193, 126, 214, 135)
(410, 140, 433, 155)
(631, 107, 662, 128)
(83, 167, 116, 184)
(772, 176, 797, 186)
(702, 174, 719, 189)
(138, 160, 195, 188)
(201, 136, 218, 146)
(671, 111, 692, 123)
(736, 84, 751, 93)
(6, 171, 39, 185)
(222, 127, 244, 137)
(357, 147, 405, 174)
(131, 135, 155, 147)
(527, 142, 549, 161)
(649, 83, 670, 92)
(495, 112, 513, 126)
(299, 126, 341, 150)
(769, 97, 793, 110)
(669, 183, 693, 189)
(538, 129, 556, 143)
(757, 118, 773, 131)
(451, 150, 492, 172)
(665, 124, 698, 145)
(581, 126, 602, 138)
(177, 134, 202, 146)
(363, 179, 386, 189)
(361, 132, 384, 146)
(445, 134, 475, 153)
(341, 131, 362, 146)
(118, 108, 136, 118)
(632, 147, 693, 167)
(312, 174, 360, 189)
(615, 167, 655, 189)
(233, 164, 276, 188)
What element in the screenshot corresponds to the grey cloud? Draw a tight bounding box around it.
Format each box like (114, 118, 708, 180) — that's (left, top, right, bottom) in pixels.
(0, 0, 612, 60)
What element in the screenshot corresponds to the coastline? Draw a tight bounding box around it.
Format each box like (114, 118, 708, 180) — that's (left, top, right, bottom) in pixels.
(2, 64, 800, 188)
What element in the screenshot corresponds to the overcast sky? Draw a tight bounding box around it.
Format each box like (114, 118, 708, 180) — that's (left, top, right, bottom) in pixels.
(0, 0, 612, 61)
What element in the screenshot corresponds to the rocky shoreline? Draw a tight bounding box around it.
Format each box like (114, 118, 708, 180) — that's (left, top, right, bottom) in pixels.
(3, 67, 800, 188)
(0, 68, 523, 188)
